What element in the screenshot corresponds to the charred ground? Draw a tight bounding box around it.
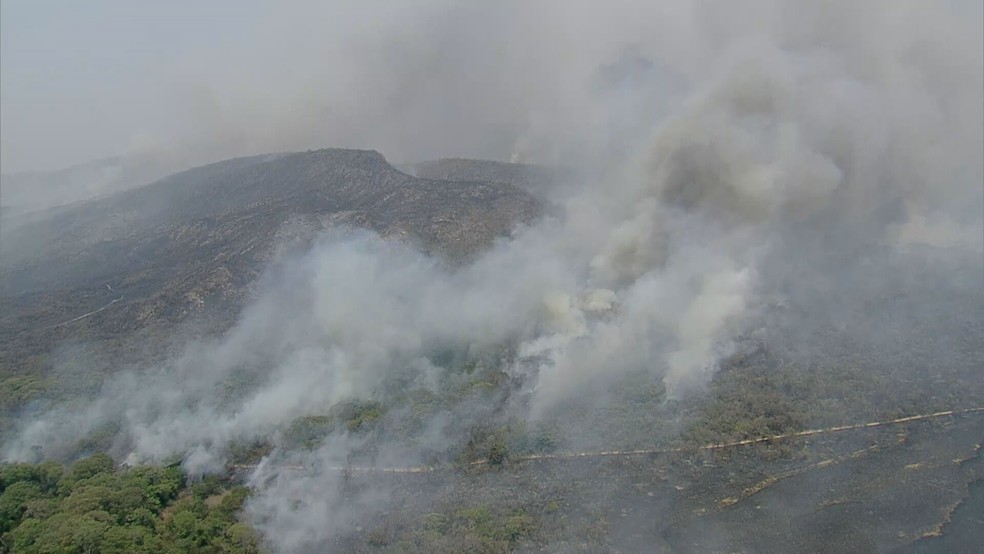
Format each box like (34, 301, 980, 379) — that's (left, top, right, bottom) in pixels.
(1, 152, 981, 553)
(0, 150, 541, 380)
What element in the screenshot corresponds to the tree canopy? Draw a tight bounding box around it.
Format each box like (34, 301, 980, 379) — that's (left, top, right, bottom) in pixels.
(0, 455, 259, 554)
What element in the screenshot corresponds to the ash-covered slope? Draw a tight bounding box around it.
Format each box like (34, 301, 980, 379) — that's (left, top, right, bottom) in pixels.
(0, 155, 166, 216)
(405, 158, 563, 198)
(2, 149, 540, 293)
(0, 149, 542, 372)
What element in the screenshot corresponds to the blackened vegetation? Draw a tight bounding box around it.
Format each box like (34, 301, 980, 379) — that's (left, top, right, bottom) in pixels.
(0, 150, 542, 439)
(1, 151, 982, 552)
(404, 158, 567, 203)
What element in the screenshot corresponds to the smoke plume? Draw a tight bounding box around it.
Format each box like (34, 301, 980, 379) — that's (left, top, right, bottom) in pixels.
(3, 0, 982, 550)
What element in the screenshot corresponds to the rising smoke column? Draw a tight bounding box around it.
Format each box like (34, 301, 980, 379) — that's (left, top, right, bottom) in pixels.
(3, 0, 981, 550)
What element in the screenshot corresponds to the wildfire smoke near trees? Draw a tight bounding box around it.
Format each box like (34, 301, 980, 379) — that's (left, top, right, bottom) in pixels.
(1, 1, 982, 552)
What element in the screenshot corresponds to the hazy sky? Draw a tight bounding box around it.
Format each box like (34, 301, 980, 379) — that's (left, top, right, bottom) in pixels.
(2, 0, 981, 175)
(0, 0, 650, 174)
(3, 2, 982, 550)
(1, 0, 446, 173)
(2, 2, 234, 171)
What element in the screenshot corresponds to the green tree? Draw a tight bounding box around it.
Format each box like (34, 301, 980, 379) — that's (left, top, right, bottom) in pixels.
(0, 481, 44, 532)
(0, 455, 261, 554)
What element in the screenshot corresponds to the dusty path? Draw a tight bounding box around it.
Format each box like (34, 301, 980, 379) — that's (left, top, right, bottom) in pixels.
(229, 406, 984, 475)
(45, 293, 123, 329)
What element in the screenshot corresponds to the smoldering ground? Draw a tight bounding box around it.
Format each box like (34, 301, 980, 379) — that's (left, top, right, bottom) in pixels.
(3, 0, 983, 551)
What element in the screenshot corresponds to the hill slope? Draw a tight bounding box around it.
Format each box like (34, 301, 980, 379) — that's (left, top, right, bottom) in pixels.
(0, 149, 541, 377)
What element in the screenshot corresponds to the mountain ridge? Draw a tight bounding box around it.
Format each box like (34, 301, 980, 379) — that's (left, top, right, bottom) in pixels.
(0, 148, 545, 376)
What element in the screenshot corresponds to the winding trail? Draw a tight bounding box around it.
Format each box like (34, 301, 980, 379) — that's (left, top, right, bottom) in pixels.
(229, 406, 984, 475)
(45, 294, 123, 329)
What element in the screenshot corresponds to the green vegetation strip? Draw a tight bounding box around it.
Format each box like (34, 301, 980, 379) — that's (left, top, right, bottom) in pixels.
(1, 455, 259, 553)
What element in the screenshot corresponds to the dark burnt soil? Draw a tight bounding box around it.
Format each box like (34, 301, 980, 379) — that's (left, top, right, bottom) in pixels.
(328, 414, 983, 553)
(0, 149, 542, 379)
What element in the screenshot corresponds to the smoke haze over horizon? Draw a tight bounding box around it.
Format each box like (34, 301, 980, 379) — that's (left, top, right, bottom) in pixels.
(1, 1, 982, 551)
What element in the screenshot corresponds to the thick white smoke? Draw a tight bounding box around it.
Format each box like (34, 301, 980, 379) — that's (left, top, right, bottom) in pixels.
(3, 0, 982, 550)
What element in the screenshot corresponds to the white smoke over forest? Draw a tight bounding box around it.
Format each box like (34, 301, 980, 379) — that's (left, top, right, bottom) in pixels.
(2, 0, 982, 551)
